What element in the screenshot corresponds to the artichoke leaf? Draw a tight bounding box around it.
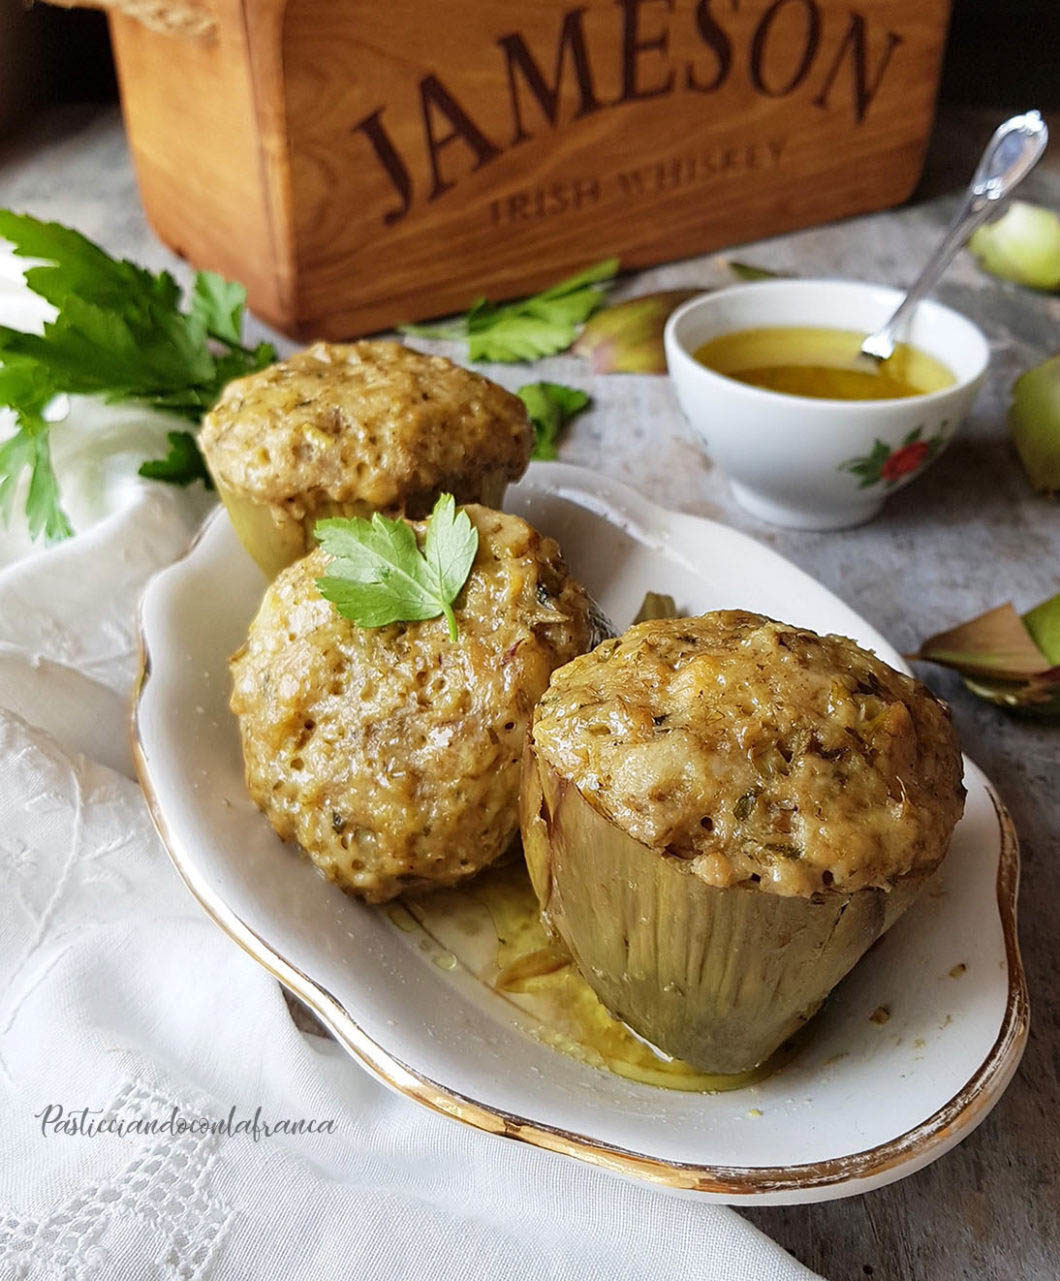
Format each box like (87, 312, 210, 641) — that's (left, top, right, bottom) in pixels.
(962, 670, 1060, 717)
(571, 290, 700, 373)
(569, 264, 793, 373)
(911, 601, 1052, 680)
(632, 591, 679, 623)
(727, 260, 791, 282)
(1025, 590, 1060, 663)
(911, 591, 1060, 717)
(969, 201, 1060, 292)
(1010, 353, 1060, 493)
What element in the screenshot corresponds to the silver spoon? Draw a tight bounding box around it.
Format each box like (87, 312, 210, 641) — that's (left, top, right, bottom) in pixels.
(859, 110, 1049, 364)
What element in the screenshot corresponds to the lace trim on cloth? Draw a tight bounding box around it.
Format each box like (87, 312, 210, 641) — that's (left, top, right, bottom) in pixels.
(0, 1079, 235, 1281)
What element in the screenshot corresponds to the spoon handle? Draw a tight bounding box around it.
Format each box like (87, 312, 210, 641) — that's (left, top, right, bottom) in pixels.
(861, 111, 1049, 363)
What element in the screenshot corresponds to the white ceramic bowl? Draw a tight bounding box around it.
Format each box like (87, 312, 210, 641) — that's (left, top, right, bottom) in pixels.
(664, 281, 990, 530)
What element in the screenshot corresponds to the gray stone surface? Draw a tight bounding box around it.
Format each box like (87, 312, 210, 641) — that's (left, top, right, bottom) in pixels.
(2, 102, 1056, 1281)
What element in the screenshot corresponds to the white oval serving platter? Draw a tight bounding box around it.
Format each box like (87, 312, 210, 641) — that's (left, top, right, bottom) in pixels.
(134, 463, 1028, 1204)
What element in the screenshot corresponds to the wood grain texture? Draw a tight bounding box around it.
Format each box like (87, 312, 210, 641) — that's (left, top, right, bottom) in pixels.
(2, 101, 1056, 1281)
(107, 0, 290, 323)
(109, 0, 951, 336)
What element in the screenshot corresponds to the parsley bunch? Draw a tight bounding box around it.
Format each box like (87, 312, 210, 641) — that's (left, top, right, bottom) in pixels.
(402, 259, 618, 363)
(0, 212, 275, 541)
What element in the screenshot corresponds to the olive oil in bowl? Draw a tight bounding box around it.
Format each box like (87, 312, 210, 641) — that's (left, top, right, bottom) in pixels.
(693, 327, 955, 401)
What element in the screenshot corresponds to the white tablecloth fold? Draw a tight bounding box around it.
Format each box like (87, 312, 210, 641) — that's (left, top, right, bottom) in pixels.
(0, 257, 821, 1280)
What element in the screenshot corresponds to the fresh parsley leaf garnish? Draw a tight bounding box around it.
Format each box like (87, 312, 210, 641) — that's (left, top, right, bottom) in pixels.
(315, 494, 478, 641)
(191, 271, 250, 346)
(0, 356, 70, 540)
(401, 259, 618, 363)
(518, 382, 590, 460)
(0, 211, 275, 541)
(138, 430, 215, 488)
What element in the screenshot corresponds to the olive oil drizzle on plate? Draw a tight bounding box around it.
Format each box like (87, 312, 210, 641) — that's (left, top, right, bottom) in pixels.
(693, 326, 955, 401)
(392, 862, 794, 1093)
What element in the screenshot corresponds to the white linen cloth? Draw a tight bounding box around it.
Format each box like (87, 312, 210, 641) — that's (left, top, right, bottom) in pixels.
(0, 253, 821, 1281)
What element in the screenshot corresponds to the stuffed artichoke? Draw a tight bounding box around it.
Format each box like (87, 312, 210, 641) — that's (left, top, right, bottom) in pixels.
(202, 340, 533, 576)
(231, 505, 595, 903)
(521, 610, 966, 1074)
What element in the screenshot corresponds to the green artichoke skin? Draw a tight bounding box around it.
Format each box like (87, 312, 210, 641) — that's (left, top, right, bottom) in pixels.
(969, 202, 1060, 292)
(216, 474, 510, 580)
(631, 591, 679, 623)
(571, 290, 700, 373)
(962, 673, 1060, 719)
(216, 482, 316, 579)
(522, 742, 930, 1075)
(1009, 354, 1060, 494)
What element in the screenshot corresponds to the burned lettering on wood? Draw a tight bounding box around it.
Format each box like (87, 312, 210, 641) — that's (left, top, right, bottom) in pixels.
(107, 0, 951, 336)
(353, 1, 906, 228)
(498, 8, 603, 146)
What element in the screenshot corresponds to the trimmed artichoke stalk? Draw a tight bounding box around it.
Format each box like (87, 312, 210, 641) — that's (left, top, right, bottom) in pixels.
(521, 741, 930, 1075)
(216, 469, 511, 579)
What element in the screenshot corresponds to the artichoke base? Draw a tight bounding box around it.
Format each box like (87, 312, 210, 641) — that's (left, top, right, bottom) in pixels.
(217, 470, 511, 578)
(521, 743, 933, 1075)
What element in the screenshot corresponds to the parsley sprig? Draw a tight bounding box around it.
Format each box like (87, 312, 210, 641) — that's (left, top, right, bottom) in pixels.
(518, 382, 591, 460)
(0, 211, 275, 540)
(401, 259, 618, 363)
(315, 494, 478, 640)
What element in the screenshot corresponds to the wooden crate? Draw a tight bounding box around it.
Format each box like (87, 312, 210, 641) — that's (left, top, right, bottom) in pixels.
(108, 0, 952, 338)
